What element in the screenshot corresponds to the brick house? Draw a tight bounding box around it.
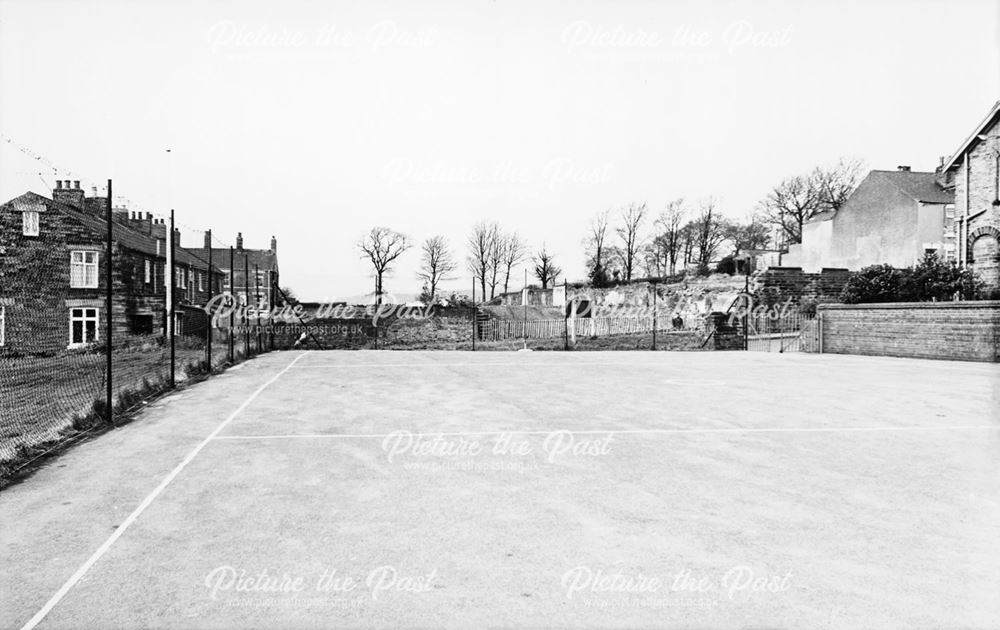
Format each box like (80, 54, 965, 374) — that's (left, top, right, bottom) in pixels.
(939, 100, 1000, 288)
(0, 181, 223, 355)
(191, 232, 280, 310)
(784, 168, 955, 271)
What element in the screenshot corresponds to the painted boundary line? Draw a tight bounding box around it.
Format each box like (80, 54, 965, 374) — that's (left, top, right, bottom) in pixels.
(211, 424, 1000, 440)
(18, 351, 310, 630)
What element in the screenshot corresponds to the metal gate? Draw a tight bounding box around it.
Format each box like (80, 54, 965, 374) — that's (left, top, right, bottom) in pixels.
(746, 312, 817, 352)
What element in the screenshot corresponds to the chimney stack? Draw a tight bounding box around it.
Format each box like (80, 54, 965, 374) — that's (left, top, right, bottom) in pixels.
(52, 179, 85, 210)
(236, 232, 244, 251)
(270, 235, 277, 253)
(204, 231, 212, 249)
(897, 165, 911, 172)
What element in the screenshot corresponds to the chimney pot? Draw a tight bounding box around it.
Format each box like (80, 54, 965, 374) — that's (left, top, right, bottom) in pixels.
(55, 180, 63, 190)
(270, 235, 277, 253)
(236, 232, 244, 250)
(73, 180, 80, 189)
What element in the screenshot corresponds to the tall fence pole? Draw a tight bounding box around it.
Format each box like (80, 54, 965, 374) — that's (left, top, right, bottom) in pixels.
(522, 269, 527, 350)
(563, 279, 569, 351)
(244, 254, 250, 358)
(471, 278, 476, 351)
(105, 179, 114, 425)
(168, 209, 176, 388)
(228, 246, 234, 363)
(254, 263, 261, 353)
(206, 229, 213, 371)
(652, 282, 657, 351)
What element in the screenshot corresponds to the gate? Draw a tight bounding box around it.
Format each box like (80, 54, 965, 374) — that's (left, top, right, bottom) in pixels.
(746, 312, 817, 352)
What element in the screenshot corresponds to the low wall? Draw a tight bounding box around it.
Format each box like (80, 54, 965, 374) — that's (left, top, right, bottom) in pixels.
(817, 301, 1000, 362)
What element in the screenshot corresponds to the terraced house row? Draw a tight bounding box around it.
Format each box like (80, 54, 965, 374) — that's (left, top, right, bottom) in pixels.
(0, 181, 279, 355)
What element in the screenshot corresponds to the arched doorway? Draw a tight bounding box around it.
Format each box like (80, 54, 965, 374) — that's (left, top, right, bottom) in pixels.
(968, 225, 1000, 288)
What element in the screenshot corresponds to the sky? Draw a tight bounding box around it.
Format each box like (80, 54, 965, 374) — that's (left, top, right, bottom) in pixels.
(1, 0, 998, 301)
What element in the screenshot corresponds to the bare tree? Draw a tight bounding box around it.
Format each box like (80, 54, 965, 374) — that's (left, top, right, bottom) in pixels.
(616, 202, 647, 282)
(584, 209, 612, 285)
(654, 199, 686, 275)
(499, 231, 527, 294)
(692, 198, 727, 268)
(811, 157, 865, 213)
(756, 174, 818, 246)
(357, 227, 411, 305)
(533, 244, 562, 289)
(757, 158, 864, 245)
(417, 235, 457, 305)
(467, 221, 500, 300)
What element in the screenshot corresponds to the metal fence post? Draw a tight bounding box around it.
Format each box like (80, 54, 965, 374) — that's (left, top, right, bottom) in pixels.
(243, 254, 250, 358)
(105, 179, 114, 425)
(228, 246, 234, 363)
(651, 282, 657, 351)
(169, 209, 176, 387)
(206, 229, 212, 371)
(471, 279, 476, 351)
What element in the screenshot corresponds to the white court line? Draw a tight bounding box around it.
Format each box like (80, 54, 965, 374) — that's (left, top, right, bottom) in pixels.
(290, 361, 712, 369)
(18, 351, 310, 630)
(211, 424, 1000, 440)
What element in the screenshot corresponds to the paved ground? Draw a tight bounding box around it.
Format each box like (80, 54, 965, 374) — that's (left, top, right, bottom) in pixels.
(2, 350, 999, 629)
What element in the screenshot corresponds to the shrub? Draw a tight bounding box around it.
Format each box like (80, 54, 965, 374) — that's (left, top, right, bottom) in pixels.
(714, 256, 737, 275)
(840, 264, 904, 304)
(841, 254, 980, 304)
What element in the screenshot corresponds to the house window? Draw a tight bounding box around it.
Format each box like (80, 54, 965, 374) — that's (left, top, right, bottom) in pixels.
(0, 306, 5, 347)
(144, 259, 152, 284)
(22, 211, 39, 236)
(69, 307, 99, 345)
(175, 267, 187, 289)
(70, 251, 99, 288)
(198, 272, 205, 292)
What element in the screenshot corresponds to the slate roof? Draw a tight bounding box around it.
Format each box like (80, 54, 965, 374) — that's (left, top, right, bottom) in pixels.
(869, 170, 955, 204)
(4, 191, 220, 272)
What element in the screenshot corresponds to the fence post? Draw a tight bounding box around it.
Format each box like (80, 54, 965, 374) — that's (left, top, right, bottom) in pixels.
(651, 282, 657, 351)
(105, 179, 114, 425)
(206, 229, 212, 371)
(228, 246, 234, 363)
(471, 279, 476, 351)
(243, 254, 250, 358)
(169, 209, 175, 388)
(254, 263, 261, 353)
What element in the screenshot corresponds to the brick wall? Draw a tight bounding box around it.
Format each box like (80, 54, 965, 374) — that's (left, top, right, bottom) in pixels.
(816, 301, 1000, 362)
(752, 267, 851, 310)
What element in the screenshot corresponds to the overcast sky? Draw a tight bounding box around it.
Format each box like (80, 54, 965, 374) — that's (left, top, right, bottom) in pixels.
(1, 0, 997, 300)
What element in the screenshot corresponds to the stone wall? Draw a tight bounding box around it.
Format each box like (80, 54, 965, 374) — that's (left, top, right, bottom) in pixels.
(816, 301, 1000, 362)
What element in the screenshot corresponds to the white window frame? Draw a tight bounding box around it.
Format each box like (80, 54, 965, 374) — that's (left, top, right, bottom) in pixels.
(144, 259, 152, 284)
(198, 271, 205, 292)
(0, 305, 5, 347)
(70, 250, 99, 288)
(176, 267, 187, 289)
(22, 211, 39, 236)
(69, 307, 99, 346)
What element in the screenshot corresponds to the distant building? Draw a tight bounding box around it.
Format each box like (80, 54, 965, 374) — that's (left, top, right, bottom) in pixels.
(784, 168, 955, 271)
(192, 232, 280, 310)
(0, 181, 223, 354)
(939, 100, 1000, 288)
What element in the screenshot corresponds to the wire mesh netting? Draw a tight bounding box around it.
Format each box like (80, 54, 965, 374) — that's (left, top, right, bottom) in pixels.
(0, 197, 273, 473)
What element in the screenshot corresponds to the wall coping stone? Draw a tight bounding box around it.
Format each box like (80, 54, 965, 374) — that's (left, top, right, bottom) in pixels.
(818, 301, 1000, 311)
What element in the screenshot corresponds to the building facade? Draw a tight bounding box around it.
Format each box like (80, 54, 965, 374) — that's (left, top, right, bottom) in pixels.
(192, 232, 280, 311)
(784, 168, 955, 271)
(0, 182, 223, 355)
(940, 101, 1000, 288)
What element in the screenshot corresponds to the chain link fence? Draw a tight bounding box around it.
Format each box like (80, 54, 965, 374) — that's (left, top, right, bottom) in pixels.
(0, 195, 272, 478)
